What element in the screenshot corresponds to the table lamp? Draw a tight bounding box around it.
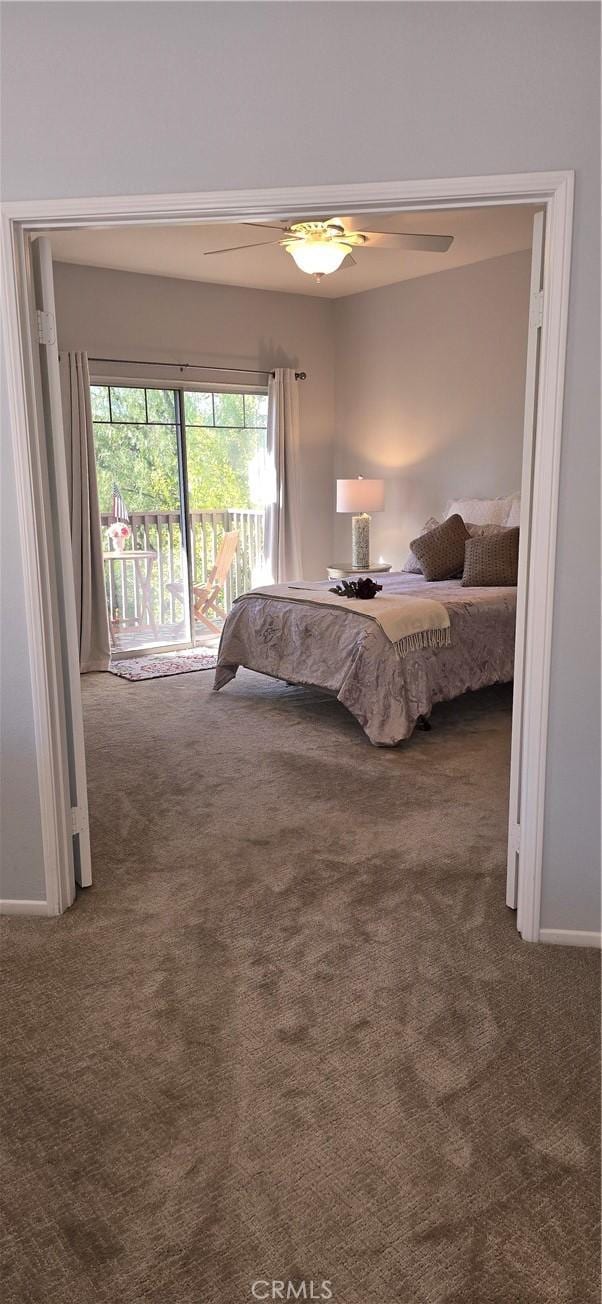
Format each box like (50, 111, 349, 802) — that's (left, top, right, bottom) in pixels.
(336, 477, 385, 569)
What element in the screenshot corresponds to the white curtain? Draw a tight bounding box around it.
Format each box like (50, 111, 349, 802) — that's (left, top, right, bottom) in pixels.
(264, 368, 303, 582)
(60, 352, 111, 672)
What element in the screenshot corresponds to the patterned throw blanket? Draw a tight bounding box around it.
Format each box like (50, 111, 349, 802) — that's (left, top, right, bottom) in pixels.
(246, 582, 451, 657)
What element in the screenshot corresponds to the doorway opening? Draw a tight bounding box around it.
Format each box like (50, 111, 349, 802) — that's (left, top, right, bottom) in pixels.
(1, 173, 574, 941)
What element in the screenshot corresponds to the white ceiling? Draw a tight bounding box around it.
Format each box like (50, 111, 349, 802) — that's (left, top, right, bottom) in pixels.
(47, 206, 537, 300)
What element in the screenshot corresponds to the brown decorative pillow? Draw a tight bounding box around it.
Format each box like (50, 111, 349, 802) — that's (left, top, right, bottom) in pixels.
(462, 527, 519, 587)
(410, 514, 470, 582)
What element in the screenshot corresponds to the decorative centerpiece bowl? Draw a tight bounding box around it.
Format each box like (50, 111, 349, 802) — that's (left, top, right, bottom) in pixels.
(329, 577, 382, 600)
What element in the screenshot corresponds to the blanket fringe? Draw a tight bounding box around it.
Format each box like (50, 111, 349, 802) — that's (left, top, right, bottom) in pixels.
(395, 626, 451, 658)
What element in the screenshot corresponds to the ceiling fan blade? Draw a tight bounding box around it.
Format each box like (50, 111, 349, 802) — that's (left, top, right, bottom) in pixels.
(362, 231, 454, 252)
(241, 222, 290, 232)
(341, 252, 357, 268)
(204, 238, 284, 256)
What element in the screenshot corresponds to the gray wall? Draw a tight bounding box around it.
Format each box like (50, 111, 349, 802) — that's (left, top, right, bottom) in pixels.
(53, 261, 335, 578)
(334, 250, 531, 566)
(1, 2, 599, 933)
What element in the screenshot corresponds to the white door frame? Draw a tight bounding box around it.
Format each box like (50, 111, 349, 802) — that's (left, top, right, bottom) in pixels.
(0, 172, 574, 938)
(505, 210, 546, 916)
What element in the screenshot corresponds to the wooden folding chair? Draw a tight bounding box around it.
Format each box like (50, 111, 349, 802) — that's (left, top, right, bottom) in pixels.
(168, 529, 239, 637)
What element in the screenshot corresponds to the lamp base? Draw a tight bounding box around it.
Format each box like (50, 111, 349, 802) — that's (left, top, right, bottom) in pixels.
(351, 513, 371, 569)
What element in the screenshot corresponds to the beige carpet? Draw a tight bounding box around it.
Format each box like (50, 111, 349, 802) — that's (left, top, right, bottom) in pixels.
(1, 672, 599, 1303)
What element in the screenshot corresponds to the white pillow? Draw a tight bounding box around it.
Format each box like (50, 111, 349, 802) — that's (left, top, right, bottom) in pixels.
(505, 495, 521, 527)
(466, 522, 511, 537)
(444, 494, 519, 527)
(401, 516, 439, 572)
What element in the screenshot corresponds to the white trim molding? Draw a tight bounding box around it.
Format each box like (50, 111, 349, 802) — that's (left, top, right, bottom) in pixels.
(514, 172, 574, 944)
(0, 899, 52, 917)
(0, 171, 575, 227)
(0, 171, 575, 937)
(539, 929, 602, 950)
(1, 219, 75, 918)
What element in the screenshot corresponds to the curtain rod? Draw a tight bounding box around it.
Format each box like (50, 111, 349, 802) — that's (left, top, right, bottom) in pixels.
(87, 357, 306, 380)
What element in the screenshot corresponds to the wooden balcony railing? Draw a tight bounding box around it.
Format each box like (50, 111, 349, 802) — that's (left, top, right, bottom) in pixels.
(100, 508, 264, 634)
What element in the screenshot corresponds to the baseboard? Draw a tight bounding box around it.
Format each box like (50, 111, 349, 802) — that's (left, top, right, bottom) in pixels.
(539, 928, 602, 949)
(0, 898, 49, 917)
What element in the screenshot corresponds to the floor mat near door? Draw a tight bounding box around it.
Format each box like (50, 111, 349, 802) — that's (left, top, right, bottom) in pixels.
(108, 647, 218, 680)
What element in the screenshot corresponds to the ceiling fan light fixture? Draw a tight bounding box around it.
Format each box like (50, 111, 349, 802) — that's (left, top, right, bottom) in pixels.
(286, 237, 350, 278)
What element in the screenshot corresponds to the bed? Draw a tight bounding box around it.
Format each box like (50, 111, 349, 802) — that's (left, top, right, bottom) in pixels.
(213, 571, 516, 746)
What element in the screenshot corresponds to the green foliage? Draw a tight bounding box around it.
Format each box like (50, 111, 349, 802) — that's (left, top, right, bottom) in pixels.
(186, 427, 256, 510)
(93, 422, 180, 513)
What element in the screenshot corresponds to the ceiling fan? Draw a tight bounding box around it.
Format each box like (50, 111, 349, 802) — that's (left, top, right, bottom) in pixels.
(204, 218, 454, 281)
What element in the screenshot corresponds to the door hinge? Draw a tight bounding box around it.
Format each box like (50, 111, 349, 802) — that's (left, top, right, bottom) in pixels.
(71, 805, 87, 836)
(36, 309, 56, 346)
(530, 289, 544, 329)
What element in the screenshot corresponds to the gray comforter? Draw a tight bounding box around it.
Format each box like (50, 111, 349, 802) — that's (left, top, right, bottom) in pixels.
(214, 572, 516, 745)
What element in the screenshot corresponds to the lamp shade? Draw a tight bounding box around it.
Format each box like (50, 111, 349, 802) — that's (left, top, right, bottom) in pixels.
(336, 477, 385, 514)
(288, 240, 349, 276)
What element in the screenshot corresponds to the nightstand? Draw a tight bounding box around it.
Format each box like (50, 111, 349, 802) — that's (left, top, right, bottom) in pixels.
(327, 562, 392, 580)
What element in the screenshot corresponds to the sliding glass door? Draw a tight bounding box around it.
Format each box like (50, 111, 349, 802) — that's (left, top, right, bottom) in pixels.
(90, 382, 268, 656)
